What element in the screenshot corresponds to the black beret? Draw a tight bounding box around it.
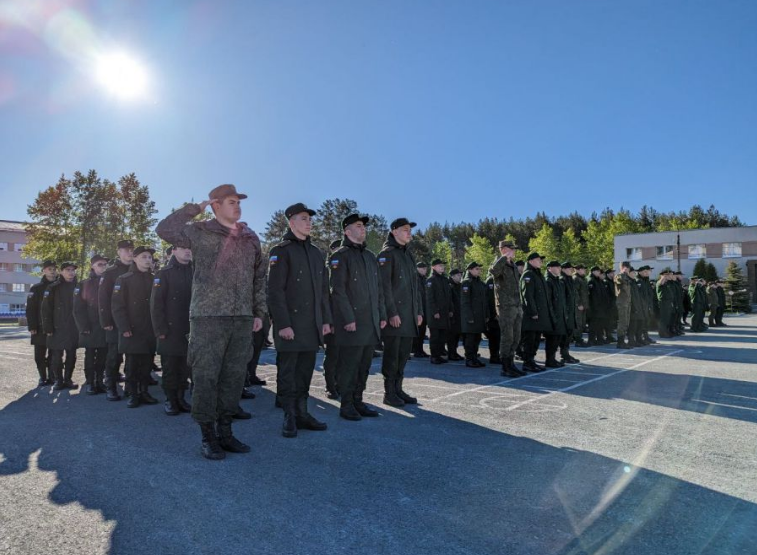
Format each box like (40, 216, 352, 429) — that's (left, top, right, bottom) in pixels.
(390, 217, 417, 230)
(285, 202, 316, 219)
(342, 213, 370, 229)
(450, 268, 462, 276)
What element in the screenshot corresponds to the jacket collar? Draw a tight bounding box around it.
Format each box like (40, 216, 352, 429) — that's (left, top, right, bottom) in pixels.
(284, 229, 310, 244)
(205, 218, 254, 238)
(382, 232, 406, 251)
(341, 236, 365, 252)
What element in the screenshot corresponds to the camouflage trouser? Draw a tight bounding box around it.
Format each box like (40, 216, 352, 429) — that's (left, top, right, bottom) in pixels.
(498, 306, 522, 360)
(188, 317, 254, 424)
(617, 302, 631, 337)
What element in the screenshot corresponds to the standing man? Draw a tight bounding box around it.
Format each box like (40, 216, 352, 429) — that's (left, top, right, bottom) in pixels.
(42, 262, 80, 390)
(605, 268, 618, 343)
(587, 267, 609, 345)
(490, 240, 524, 377)
(688, 277, 708, 332)
(426, 259, 452, 364)
(484, 272, 501, 365)
(99, 239, 134, 401)
(656, 269, 677, 338)
(267, 203, 332, 437)
(716, 280, 727, 326)
(322, 239, 343, 399)
(329, 213, 386, 421)
(560, 262, 580, 364)
(572, 264, 589, 347)
(73, 255, 109, 395)
(707, 280, 720, 328)
(26, 260, 57, 386)
(378, 217, 423, 408)
(520, 253, 552, 373)
(460, 262, 488, 368)
(156, 184, 266, 460)
(151, 243, 193, 416)
(447, 269, 464, 361)
(672, 272, 686, 335)
(614, 262, 635, 349)
(544, 261, 567, 368)
(412, 262, 430, 358)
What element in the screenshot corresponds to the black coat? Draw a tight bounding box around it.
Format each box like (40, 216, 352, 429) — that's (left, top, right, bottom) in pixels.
(588, 275, 609, 317)
(112, 265, 156, 355)
(561, 271, 577, 332)
(448, 278, 462, 333)
(485, 276, 498, 325)
(461, 274, 489, 334)
(267, 231, 332, 352)
(98, 259, 131, 343)
(378, 233, 422, 338)
(329, 237, 386, 347)
(150, 257, 193, 357)
(73, 271, 107, 348)
(546, 273, 568, 336)
(417, 272, 428, 320)
(26, 276, 55, 346)
(41, 278, 79, 351)
(426, 271, 452, 330)
(520, 264, 554, 333)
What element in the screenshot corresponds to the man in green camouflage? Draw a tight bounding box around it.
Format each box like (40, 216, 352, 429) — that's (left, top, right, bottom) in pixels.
(614, 261, 634, 349)
(156, 184, 266, 460)
(489, 240, 525, 377)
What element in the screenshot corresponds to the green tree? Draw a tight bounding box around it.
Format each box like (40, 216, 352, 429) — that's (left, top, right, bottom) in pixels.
(724, 261, 752, 313)
(431, 240, 453, 270)
(557, 228, 585, 265)
(528, 223, 559, 262)
(25, 175, 79, 266)
(464, 234, 496, 271)
(692, 258, 708, 279)
(704, 262, 719, 283)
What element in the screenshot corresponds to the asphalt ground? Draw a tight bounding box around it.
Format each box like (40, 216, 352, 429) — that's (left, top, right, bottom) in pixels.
(1, 316, 756, 555)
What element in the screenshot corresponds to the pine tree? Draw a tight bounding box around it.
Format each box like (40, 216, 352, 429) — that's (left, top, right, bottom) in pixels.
(724, 262, 752, 313)
(464, 234, 496, 272)
(692, 258, 708, 279)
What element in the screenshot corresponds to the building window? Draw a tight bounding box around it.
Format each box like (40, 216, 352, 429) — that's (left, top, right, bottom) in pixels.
(688, 244, 706, 259)
(723, 242, 742, 258)
(0, 242, 7, 251)
(13, 243, 24, 252)
(10, 304, 25, 312)
(656, 245, 674, 260)
(0, 263, 8, 272)
(13, 263, 23, 272)
(625, 247, 642, 261)
(12, 283, 25, 292)
(0, 284, 7, 292)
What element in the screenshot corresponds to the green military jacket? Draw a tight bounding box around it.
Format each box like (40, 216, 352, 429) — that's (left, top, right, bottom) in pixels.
(707, 286, 719, 310)
(156, 203, 267, 319)
(377, 233, 422, 339)
(489, 255, 521, 311)
(460, 273, 489, 334)
(573, 274, 589, 312)
(614, 272, 634, 307)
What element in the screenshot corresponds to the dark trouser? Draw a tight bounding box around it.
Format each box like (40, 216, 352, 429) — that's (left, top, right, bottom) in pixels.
(521, 330, 542, 362)
(188, 317, 253, 424)
(49, 349, 76, 383)
(104, 341, 123, 387)
(485, 320, 500, 361)
(447, 331, 461, 355)
(464, 333, 482, 360)
(545, 334, 562, 361)
(708, 309, 716, 327)
(589, 317, 605, 342)
(33, 344, 49, 381)
(429, 328, 447, 358)
(381, 336, 413, 381)
(412, 323, 427, 355)
(162, 355, 191, 396)
(337, 345, 374, 404)
(126, 353, 152, 392)
(716, 306, 725, 325)
(559, 333, 573, 358)
(246, 328, 266, 382)
(323, 337, 340, 392)
(84, 347, 107, 386)
(277, 351, 317, 400)
(573, 309, 587, 341)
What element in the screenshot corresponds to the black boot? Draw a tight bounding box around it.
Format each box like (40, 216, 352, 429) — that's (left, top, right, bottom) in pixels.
(489, 354, 502, 365)
(199, 423, 226, 460)
(127, 382, 141, 408)
(164, 391, 180, 416)
(295, 396, 327, 431)
(430, 356, 448, 365)
(354, 392, 379, 417)
(509, 357, 527, 377)
(106, 384, 121, 401)
(396, 376, 417, 404)
(240, 387, 256, 400)
(248, 375, 267, 386)
(465, 358, 485, 368)
(339, 399, 362, 421)
(616, 336, 631, 349)
(62, 364, 78, 390)
(52, 361, 65, 390)
(523, 359, 545, 373)
(139, 382, 159, 405)
(217, 417, 251, 453)
(35, 362, 47, 386)
(383, 379, 405, 407)
(324, 386, 340, 400)
(233, 406, 252, 419)
(94, 370, 106, 393)
(644, 332, 657, 344)
(545, 357, 562, 368)
(177, 388, 192, 412)
(500, 360, 520, 377)
(281, 398, 298, 438)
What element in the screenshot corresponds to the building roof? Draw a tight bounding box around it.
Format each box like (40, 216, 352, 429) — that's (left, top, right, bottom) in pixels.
(0, 220, 28, 232)
(614, 225, 757, 238)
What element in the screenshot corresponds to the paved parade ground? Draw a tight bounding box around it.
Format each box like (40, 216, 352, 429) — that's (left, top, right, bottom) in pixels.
(1, 317, 756, 555)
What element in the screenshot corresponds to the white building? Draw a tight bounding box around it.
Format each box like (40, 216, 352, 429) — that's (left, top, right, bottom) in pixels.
(0, 220, 40, 316)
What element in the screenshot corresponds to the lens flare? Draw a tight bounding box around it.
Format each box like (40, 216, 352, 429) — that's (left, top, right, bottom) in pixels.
(95, 52, 149, 100)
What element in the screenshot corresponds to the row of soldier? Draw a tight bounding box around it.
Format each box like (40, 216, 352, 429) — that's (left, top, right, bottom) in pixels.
(25, 184, 729, 459)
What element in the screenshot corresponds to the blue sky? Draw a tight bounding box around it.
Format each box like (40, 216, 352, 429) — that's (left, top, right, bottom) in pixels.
(1, 0, 755, 229)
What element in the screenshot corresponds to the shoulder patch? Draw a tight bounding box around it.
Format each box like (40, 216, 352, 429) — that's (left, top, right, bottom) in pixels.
(462, 286, 469, 293)
(378, 257, 388, 266)
(99, 277, 104, 284)
(523, 277, 531, 282)
(43, 290, 50, 297)
(426, 280, 433, 288)
(153, 278, 161, 287)
(74, 287, 80, 295)
(330, 259, 340, 269)
(269, 255, 279, 266)
(113, 284, 121, 293)
(27, 292, 34, 298)
(488, 283, 494, 289)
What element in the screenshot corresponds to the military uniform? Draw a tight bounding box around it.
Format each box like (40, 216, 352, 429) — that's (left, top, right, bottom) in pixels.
(489, 248, 523, 376)
(559, 263, 579, 363)
(98, 255, 132, 398)
(483, 275, 501, 364)
(412, 264, 430, 357)
(520, 255, 553, 372)
(707, 283, 719, 328)
(378, 220, 423, 407)
(73, 262, 108, 394)
(150, 254, 193, 414)
(603, 272, 618, 342)
(544, 263, 568, 367)
(112, 256, 159, 408)
(614, 268, 635, 348)
(447, 271, 463, 360)
(322, 240, 343, 397)
(572, 267, 589, 346)
(426, 265, 452, 362)
(628, 274, 647, 345)
(656, 271, 677, 338)
(329, 222, 386, 420)
(42, 271, 80, 390)
(26, 268, 56, 385)
(716, 284, 727, 326)
(587, 269, 609, 344)
(460, 264, 488, 367)
(268, 214, 332, 436)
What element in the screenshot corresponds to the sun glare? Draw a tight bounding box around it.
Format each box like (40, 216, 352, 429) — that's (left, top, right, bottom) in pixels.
(95, 52, 148, 100)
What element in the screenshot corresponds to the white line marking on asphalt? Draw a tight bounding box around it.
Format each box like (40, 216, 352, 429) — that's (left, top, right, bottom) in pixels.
(502, 350, 683, 412)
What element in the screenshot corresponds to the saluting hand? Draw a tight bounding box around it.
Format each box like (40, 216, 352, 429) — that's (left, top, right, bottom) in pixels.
(389, 315, 401, 328)
(279, 327, 295, 340)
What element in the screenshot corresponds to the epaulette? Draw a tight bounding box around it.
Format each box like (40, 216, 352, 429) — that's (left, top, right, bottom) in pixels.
(335, 246, 349, 254)
(276, 239, 292, 248)
(120, 272, 135, 280)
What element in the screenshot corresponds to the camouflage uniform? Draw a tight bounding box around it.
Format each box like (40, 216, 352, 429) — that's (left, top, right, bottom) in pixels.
(489, 255, 522, 361)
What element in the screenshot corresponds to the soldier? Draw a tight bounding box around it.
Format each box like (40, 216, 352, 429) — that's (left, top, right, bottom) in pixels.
(515, 260, 525, 275)
(707, 280, 720, 328)
(150, 243, 193, 416)
(628, 267, 647, 346)
(412, 262, 430, 358)
(26, 260, 57, 386)
(544, 261, 567, 368)
(73, 255, 109, 395)
(656, 268, 677, 338)
(378, 217, 423, 407)
(483, 272, 501, 365)
(426, 259, 452, 364)
(489, 240, 524, 377)
(42, 262, 80, 390)
(267, 203, 332, 437)
(604, 268, 618, 342)
(99, 239, 134, 401)
(716, 280, 727, 326)
(587, 266, 608, 346)
(572, 264, 589, 347)
(243, 315, 269, 399)
(329, 213, 386, 421)
(614, 262, 635, 349)
(156, 184, 266, 460)
(323, 239, 342, 398)
(460, 262, 488, 368)
(513, 259, 526, 360)
(559, 262, 580, 364)
(635, 266, 657, 345)
(447, 269, 464, 361)
(112, 246, 159, 408)
(520, 253, 552, 373)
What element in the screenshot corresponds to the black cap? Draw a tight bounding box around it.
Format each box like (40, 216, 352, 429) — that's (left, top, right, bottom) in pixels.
(590, 266, 601, 272)
(416, 262, 428, 268)
(660, 267, 673, 274)
(285, 202, 316, 219)
(561, 261, 573, 269)
(466, 262, 481, 270)
(527, 252, 542, 262)
(638, 265, 651, 272)
(390, 217, 417, 230)
(515, 260, 525, 267)
(628, 266, 637, 272)
(133, 246, 156, 257)
(574, 264, 585, 270)
(547, 260, 561, 268)
(431, 258, 445, 267)
(605, 268, 615, 274)
(342, 213, 370, 229)
(450, 268, 462, 276)
(674, 271, 683, 276)
(60, 261, 77, 270)
(90, 254, 108, 265)
(41, 260, 57, 269)
(117, 239, 134, 250)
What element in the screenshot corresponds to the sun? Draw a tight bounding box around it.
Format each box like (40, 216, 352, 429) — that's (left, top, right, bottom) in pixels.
(95, 52, 149, 100)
